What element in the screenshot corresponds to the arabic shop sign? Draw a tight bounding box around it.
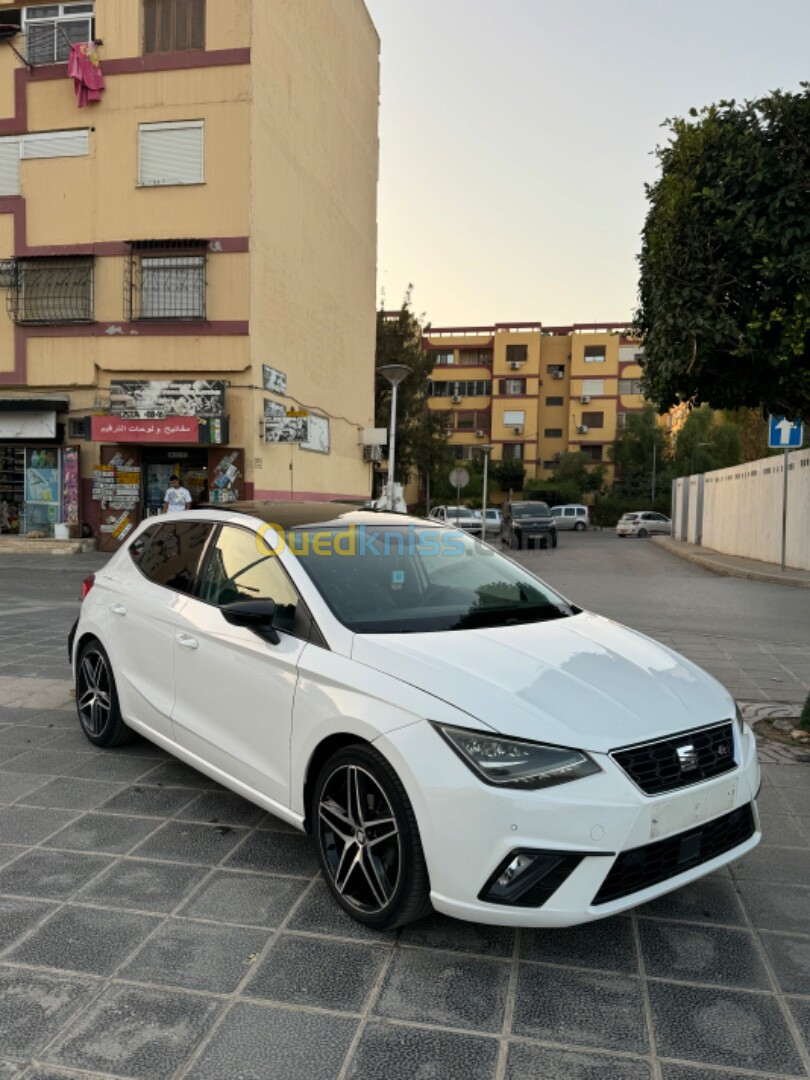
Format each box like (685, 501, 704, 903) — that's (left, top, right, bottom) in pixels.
(91, 417, 200, 443)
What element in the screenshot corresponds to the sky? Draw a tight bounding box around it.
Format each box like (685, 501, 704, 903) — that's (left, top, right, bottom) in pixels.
(364, 0, 810, 328)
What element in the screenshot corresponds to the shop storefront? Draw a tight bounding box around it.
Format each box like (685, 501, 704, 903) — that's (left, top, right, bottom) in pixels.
(88, 381, 243, 552)
(0, 397, 80, 538)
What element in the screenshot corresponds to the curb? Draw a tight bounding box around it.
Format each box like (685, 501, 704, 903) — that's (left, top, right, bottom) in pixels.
(651, 537, 810, 589)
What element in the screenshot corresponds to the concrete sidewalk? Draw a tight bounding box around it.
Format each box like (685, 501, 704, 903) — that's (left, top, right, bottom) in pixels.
(652, 536, 810, 589)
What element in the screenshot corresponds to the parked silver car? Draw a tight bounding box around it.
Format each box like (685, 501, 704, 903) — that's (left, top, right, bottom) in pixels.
(473, 507, 502, 535)
(551, 504, 590, 531)
(428, 505, 479, 531)
(616, 511, 672, 538)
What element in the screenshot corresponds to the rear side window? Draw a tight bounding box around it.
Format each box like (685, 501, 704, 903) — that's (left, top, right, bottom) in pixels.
(130, 521, 212, 595)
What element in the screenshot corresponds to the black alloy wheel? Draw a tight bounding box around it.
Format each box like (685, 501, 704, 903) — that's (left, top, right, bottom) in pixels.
(313, 744, 431, 929)
(76, 640, 134, 747)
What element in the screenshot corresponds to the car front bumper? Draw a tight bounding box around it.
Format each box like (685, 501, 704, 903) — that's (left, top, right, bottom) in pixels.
(377, 720, 760, 927)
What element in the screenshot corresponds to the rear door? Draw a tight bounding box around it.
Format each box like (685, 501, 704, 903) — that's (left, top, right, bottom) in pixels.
(106, 519, 214, 741)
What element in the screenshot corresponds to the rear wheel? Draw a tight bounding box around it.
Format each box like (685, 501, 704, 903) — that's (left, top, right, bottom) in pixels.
(638, 528, 649, 539)
(76, 640, 135, 747)
(313, 744, 431, 929)
(574, 521, 586, 532)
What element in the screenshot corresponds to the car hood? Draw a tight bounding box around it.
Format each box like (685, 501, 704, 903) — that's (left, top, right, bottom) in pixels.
(351, 612, 733, 753)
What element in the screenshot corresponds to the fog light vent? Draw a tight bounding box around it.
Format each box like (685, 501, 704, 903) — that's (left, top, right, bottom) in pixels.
(479, 849, 584, 907)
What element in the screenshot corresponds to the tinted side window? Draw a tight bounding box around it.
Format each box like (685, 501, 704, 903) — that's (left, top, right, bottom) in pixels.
(133, 521, 212, 595)
(199, 525, 301, 634)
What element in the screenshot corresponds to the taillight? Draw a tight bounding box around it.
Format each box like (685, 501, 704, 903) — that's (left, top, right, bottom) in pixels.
(81, 574, 95, 599)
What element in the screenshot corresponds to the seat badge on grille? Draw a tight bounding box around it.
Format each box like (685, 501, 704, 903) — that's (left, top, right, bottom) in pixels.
(676, 744, 699, 772)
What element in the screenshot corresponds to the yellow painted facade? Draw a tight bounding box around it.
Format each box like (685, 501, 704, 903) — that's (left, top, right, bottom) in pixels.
(0, 0, 379, 541)
(426, 322, 646, 490)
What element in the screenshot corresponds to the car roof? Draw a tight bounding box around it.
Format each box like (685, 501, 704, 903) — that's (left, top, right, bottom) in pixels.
(197, 500, 436, 530)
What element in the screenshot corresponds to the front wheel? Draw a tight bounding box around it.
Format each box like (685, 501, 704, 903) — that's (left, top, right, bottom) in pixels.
(76, 640, 135, 747)
(313, 744, 431, 929)
(551, 534, 558, 549)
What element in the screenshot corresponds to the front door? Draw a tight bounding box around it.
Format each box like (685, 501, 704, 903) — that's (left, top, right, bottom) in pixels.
(171, 523, 305, 809)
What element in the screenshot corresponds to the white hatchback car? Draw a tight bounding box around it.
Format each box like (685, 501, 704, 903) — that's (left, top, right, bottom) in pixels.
(616, 511, 673, 538)
(70, 503, 759, 930)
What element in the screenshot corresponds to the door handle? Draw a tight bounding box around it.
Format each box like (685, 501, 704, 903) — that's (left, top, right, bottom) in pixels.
(110, 603, 127, 616)
(176, 633, 199, 650)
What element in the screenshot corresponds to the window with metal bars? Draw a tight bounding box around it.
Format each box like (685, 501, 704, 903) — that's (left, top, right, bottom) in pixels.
(144, 0, 205, 53)
(125, 242, 207, 321)
(22, 4, 95, 65)
(6, 257, 93, 324)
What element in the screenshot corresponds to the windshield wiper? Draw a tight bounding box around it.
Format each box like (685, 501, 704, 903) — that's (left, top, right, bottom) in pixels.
(450, 604, 569, 631)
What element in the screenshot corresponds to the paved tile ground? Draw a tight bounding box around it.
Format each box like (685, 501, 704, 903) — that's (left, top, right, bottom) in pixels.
(0, 696, 808, 1079)
(0, 549, 808, 1077)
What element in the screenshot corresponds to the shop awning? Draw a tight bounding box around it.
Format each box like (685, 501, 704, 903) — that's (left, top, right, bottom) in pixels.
(0, 396, 69, 412)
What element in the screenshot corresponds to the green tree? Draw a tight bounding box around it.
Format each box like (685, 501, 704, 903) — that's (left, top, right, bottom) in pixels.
(609, 404, 672, 496)
(492, 458, 526, 496)
(545, 452, 606, 502)
(672, 405, 742, 476)
(636, 87, 810, 421)
(375, 290, 449, 487)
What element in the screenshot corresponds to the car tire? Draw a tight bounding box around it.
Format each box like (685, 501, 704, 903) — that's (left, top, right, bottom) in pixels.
(551, 535, 558, 549)
(574, 521, 586, 532)
(313, 744, 432, 930)
(638, 528, 649, 539)
(510, 532, 521, 550)
(75, 639, 135, 748)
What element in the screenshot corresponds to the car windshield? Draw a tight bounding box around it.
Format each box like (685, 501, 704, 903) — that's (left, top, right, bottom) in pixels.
(512, 503, 551, 519)
(291, 525, 572, 633)
(445, 508, 471, 520)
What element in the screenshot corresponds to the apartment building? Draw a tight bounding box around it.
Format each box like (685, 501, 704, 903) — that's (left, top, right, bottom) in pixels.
(425, 322, 646, 486)
(0, 0, 379, 549)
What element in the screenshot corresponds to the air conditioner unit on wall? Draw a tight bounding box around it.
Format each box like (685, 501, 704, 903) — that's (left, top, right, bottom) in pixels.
(476, 429, 486, 437)
(513, 426, 524, 435)
(577, 424, 588, 434)
(510, 361, 523, 370)
(363, 445, 382, 462)
(580, 395, 591, 404)
(452, 394, 461, 404)
(552, 370, 564, 380)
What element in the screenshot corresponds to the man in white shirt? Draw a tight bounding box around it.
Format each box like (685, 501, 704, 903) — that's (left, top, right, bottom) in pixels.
(163, 475, 192, 514)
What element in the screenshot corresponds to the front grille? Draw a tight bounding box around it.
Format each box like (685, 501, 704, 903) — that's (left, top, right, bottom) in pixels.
(593, 803, 755, 906)
(612, 722, 736, 795)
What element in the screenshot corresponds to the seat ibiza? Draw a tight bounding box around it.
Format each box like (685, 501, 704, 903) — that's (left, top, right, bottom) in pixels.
(70, 503, 760, 929)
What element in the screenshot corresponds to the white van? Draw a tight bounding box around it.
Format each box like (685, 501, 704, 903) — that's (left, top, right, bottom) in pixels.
(551, 504, 590, 531)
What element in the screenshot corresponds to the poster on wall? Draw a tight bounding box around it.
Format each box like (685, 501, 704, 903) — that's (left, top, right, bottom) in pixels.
(301, 414, 330, 454)
(109, 380, 225, 418)
(261, 366, 287, 395)
(264, 399, 286, 418)
(264, 416, 309, 443)
(61, 447, 80, 527)
(209, 449, 243, 504)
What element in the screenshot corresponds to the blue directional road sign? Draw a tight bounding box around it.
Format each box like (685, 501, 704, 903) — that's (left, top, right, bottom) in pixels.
(768, 415, 803, 450)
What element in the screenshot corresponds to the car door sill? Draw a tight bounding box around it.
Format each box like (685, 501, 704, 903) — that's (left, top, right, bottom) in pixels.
(122, 714, 306, 832)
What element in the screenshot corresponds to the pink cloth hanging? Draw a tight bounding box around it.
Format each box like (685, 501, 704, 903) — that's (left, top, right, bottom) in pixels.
(67, 42, 105, 108)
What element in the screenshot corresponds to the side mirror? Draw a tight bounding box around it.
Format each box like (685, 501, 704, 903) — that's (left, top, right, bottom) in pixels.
(221, 599, 280, 645)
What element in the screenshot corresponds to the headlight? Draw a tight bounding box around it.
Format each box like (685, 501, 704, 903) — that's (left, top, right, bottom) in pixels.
(735, 703, 745, 735)
(432, 723, 601, 790)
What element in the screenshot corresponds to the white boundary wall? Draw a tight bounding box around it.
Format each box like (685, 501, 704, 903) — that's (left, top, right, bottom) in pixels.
(673, 449, 810, 570)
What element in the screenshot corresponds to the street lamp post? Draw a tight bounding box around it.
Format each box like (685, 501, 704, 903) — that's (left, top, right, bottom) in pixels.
(478, 444, 494, 541)
(377, 364, 411, 508)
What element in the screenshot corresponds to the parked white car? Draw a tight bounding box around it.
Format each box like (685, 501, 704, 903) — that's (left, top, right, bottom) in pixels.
(428, 504, 479, 530)
(473, 507, 502, 534)
(551, 504, 590, 531)
(616, 511, 672, 538)
(70, 503, 759, 930)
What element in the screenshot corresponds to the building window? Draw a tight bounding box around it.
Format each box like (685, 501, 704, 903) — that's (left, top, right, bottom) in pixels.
(0, 130, 90, 197)
(144, 0, 205, 54)
(499, 379, 526, 395)
(7, 256, 93, 325)
(456, 412, 475, 431)
(545, 396, 563, 406)
(125, 242, 207, 321)
(432, 351, 455, 366)
(544, 428, 563, 438)
(581, 411, 604, 429)
(619, 378, 644, 395)
(580, 445, 604, 462)
(138, 121, 204, 187)
(428, 379, 491, 398)
(582, 378, 604, 396)
(460, 348, 492, 365)
(506, 344, 528, 364)
(22, 3, 94, 66)
(584, 345, 606, 363)
(502, 443, 523, 460)
(542, 460, 558, 469)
